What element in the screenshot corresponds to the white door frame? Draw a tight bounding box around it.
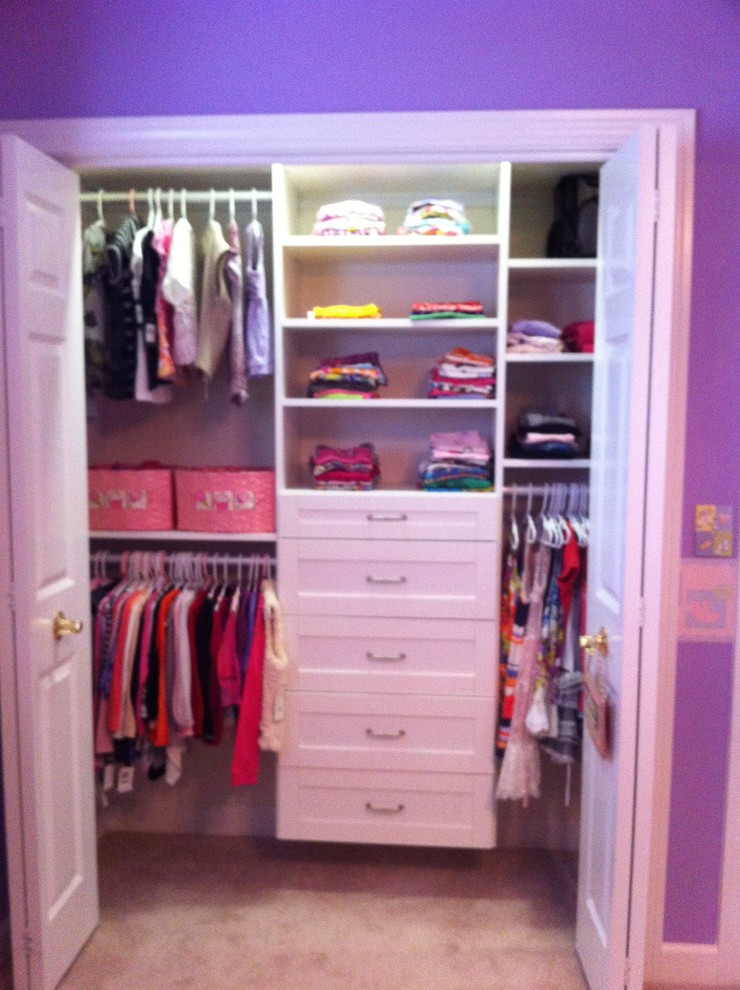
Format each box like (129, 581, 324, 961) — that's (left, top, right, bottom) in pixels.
(0, 108, 696, 990)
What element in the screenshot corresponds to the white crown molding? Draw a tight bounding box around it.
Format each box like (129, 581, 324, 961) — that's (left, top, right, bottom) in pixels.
(0, 108, 695, 169)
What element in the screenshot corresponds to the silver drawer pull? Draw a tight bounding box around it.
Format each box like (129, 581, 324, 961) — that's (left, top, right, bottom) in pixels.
(367, 512, 408, 522)
(365, 802, 405, 815)
(366, 575, 407, 585)
(366, 651, 407, 663)
(366, 728, 406, 740)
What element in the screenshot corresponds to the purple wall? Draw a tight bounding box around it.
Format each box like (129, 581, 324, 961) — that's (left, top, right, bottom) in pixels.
(1, 0, 738, 947)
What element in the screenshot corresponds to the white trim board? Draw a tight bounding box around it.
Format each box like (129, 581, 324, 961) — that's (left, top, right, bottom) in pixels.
(0, 108, 704, 990)
(0, 108, 694, 166)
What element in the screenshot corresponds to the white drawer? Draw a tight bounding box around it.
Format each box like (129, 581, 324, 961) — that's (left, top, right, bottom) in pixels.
(277, 766, 495, 849)
(279, 490, 501, 542)
(287, 614, 497, 697)
(279, 538, 497, 619)
(281, 692, 495, 773)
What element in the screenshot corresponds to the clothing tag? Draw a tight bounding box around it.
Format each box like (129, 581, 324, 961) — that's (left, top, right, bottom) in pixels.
(273, 689, 285, 723)
(103, 762, 115, 792)
(117, 766, 135, 793)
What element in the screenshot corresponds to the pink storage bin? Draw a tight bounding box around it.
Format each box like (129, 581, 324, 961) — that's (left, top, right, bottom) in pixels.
(88, 465, 174, 531)
(174, 467, 276, 534)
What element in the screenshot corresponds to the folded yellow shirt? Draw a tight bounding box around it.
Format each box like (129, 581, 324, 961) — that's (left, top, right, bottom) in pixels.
(311, 303, 382, 319)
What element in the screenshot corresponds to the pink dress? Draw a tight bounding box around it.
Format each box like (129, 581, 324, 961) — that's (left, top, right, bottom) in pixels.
(496, 540, 550, 805)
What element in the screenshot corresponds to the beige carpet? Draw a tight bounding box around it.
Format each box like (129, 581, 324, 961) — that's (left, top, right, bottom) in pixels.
(58, 832, 587, 990)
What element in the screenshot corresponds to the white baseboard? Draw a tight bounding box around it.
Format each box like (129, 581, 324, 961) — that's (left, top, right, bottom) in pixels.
(649, 941, 740, 989)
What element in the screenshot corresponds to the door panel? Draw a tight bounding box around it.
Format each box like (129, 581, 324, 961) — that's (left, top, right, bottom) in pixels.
(0, 135, 98, 990)
(576, 129, 658, 990)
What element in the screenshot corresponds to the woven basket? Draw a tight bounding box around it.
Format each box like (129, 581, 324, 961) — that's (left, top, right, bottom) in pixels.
(174, 467, 276, 533)
(88, 466, 174, 531)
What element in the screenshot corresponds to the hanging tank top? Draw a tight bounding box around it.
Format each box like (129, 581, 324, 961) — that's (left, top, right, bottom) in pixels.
(244, 218, 273, 377)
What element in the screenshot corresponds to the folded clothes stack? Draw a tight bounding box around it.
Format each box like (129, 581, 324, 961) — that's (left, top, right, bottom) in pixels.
(311, 200, 386, 236)
(428, 347, 495, 399)
(307, 351, 387, 399)
(562, 320, 594, 353)
(410, 300, 486, 321)
(309, 303, 382, 319)
(509, 412, 582, 459)
(418, 429, 493, 491)
(507, 319, 564, 354)
(398, 198, 471, 236)
(310, 443, 380, 490)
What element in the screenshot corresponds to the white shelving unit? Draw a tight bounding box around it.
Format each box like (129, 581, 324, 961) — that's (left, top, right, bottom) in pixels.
(501, 163, 597, 485)
(273, 162, 507, 848)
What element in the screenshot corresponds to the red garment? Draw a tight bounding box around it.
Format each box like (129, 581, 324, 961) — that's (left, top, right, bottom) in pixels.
(187, 589, 208, 737)
(562, 320, 594, 353)
(557, 523, 581, 624)
(217, 598, 243, 708)
(149, 588, 179, 747)
(231, 595, 265, 786)
(412, 301, 483, 314)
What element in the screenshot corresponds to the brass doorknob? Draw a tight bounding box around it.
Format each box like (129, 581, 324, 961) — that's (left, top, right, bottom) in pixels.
(579, 627, 609, 656)
(53, 611, 84, 640)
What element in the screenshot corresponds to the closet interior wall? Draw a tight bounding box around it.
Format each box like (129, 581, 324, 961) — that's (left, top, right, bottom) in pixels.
(81, 166, 279, 839)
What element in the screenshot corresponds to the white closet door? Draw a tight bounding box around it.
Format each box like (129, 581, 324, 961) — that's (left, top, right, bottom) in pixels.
(0, 135, 98, 990)
(576, 129, 658, 990)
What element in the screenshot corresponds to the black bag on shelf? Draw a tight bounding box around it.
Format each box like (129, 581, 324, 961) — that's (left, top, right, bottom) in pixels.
(545, 172, 599, 258)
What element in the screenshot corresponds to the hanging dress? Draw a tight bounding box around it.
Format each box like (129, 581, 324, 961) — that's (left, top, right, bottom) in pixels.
(196, 218, 232, 382)
(496, 541, 523, 755)
(224, 218, 249, 404)
(496, 538, 550, 804)
(244, 217, 273, 377)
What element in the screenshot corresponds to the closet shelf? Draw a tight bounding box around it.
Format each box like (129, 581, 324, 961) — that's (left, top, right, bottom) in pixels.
(505, 352, 593, 363)
(283, 235, 501, 261)
(279, 487, 499, 501)
(282, 398, 498, 410)
(281, 485, 498, 496)
(503, 458, 590, 469)
(508, 258, 597, 273)
(283, 318, 501, 332)
(89, 530, 277, 542)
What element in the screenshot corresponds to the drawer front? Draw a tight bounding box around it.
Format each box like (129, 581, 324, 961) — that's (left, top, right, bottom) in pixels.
(279, 538, 497, 619)
(279, 491, 501, 542)
(287, 614, 497, 696)
(282, 692, 494, 773)
(278, 766, 495, 849)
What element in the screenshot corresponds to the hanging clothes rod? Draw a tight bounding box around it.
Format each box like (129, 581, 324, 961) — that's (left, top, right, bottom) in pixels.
(90, 551, 276, 568)
(502, 484, 588, 496)
(90, 550, 277, 574)
(79, 189, 272, 205)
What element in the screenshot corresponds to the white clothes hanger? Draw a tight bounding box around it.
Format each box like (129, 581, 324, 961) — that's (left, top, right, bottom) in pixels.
(96, 188, 104, 223)
(180, 187, 187, 220)
(209, 188, 216, 222)
(228, 188, 236, 224)
(525, 483, 538, 544)
(154, 187, 163, 228)
(509, 487, 520, 552)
